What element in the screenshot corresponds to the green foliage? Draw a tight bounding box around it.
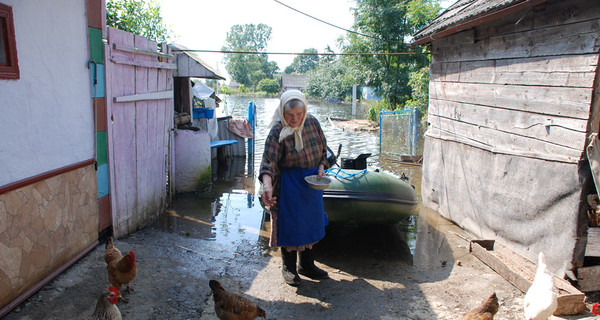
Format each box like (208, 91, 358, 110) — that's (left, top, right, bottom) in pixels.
(238, 84, 247, 93)
(285, 48, 320, 74)
(222, 24, 277, 89)
(342, 0, 440, 108)
(406, 65, 430, 127)
(257, 78, 280, 94)
(106, 0, 171, 43)
(365, 99, 390, 121)
(367, 107, 378, 122)
(219, 85, 231, 95)
(305, 56, 353, 102)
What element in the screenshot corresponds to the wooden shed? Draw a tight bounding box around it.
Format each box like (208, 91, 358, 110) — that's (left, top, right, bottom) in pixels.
(412, 0, 600, 286)
(281, 74, 307, 92)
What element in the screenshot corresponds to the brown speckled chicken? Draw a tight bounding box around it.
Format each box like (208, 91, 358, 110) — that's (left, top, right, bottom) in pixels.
(209, 280, 266, 320)
(46, 287, 122, 320)
(104, 237, 122, 265)
(89, 286, 123, 320)
(460, 292, 499, 320)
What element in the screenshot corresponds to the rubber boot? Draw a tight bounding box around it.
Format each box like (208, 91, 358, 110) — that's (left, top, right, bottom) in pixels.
(281, 248, 300, 286)
(298, 248, 328, 279)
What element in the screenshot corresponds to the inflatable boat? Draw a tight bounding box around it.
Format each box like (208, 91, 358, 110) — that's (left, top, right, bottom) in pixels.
(322, 165, 418, 224)
(259, 151, 419, 225)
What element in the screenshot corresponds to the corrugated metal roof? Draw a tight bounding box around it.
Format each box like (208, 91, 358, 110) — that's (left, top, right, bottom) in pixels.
(411, 0, 545, 45)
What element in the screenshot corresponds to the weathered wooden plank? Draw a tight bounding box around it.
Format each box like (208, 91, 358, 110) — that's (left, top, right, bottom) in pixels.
(430, 81, 592, 120)
(113, 90, 172, 103)
(110, 53, 177, 70)
(112, 42, 173, 58)
(433, 19, 600, 62)
(157, 43, 172, 211)
(145, 35, 163, 223)
(425, 117, 584, 163)
(585, 227, 600, 257)
(430, 29, 474, 49)
(475, 0, 600, 41)
(105, 28, 118, 235)
(428, 99, 587, 149)
(471, 241, 531, 292)
(576, 265, 600, 292)
(431, 54, 599, 87)
(108, 28, 138, 237)
(134, 34, 151, 229)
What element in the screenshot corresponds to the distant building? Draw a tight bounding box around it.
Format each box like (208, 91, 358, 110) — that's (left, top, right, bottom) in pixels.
(281, 74, 307, 92)
(228, 79, 241, 89)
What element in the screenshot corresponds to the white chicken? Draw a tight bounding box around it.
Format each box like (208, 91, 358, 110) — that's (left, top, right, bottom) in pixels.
(523, 252, 558, 320)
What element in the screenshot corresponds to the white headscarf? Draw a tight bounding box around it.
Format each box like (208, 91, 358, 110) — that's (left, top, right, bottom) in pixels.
(269, 90, 308, 152)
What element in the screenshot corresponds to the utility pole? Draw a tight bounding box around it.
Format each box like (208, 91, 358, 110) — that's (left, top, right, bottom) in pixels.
(352, 84, 357, 118)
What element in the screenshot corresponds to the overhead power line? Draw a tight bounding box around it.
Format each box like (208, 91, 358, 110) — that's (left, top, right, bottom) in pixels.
(171, 49, 428, 56)
(272, 0, 400, 43)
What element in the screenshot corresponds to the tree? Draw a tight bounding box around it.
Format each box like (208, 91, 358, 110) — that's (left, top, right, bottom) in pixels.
(284, 48, 320, 74)
(106, 0, 171, 43)
(305, 55, 353, 102)
(222, 24, 278, 89)
(257, 78, 280, 95)
(342, 0, 440, 109)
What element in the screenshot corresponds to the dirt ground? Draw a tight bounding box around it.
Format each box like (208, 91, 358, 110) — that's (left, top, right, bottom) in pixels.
(3, 206, 599, 320)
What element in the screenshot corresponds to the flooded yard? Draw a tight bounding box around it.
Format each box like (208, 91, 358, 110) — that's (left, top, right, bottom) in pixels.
(4, 97, 590, 319)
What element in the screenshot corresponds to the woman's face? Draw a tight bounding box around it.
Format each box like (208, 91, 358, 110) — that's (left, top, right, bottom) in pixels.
(283, 106, 305, 128)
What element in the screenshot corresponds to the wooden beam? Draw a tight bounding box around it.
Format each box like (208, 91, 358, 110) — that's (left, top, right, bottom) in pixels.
(112, 43, 173, 59)
(113, 90, 173, 103)
(576, 265, 600, 292)
(585, 228, 600, 257)
(110, 54, 176, 70)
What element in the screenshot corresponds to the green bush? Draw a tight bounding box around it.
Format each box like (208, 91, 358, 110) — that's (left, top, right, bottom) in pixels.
(256, 78, 280, 95)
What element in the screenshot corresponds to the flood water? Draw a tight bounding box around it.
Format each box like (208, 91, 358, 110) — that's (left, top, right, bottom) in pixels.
(156, 95, 440, 267)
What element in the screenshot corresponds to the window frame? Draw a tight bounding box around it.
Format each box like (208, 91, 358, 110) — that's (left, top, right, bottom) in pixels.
(0, 3, 19, 80)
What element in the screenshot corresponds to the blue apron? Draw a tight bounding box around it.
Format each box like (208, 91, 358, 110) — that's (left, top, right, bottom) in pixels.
(277, 166, 328, 246)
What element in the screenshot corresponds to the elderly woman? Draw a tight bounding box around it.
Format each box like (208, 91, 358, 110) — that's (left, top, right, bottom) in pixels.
(260, 90, 329, 286)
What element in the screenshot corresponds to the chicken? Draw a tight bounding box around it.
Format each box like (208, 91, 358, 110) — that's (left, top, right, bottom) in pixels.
(104, 237, 122, 265)
(460, 292, 499, 320)
(46, 287, 122, 320)
(523, 252, 557, 320)
(209, 279, 266, 320)
(107, 250, 137, 300)
(89, 286, 123, 320)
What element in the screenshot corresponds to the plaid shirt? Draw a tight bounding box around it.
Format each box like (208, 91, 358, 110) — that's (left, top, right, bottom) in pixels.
(259, 114, 328, 191)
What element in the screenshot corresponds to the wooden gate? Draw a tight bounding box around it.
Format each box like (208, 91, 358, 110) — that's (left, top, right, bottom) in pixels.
(105, 27, 175, 237)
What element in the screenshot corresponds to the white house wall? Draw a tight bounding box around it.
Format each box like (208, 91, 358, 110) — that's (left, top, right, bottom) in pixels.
(0, 0, 94, 186)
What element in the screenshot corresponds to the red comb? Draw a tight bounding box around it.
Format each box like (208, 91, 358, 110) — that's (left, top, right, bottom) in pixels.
(592, 302, 600, 315)
(129, 251, 135, 258)
(109, 286, 120, 294)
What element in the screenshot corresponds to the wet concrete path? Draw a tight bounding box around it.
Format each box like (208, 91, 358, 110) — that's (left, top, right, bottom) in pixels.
(4, 95, 596, 319)
(4, 159, 593, 319)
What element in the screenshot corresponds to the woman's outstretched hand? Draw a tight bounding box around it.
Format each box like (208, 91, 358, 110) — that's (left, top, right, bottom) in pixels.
(261, 174, 277, 208)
